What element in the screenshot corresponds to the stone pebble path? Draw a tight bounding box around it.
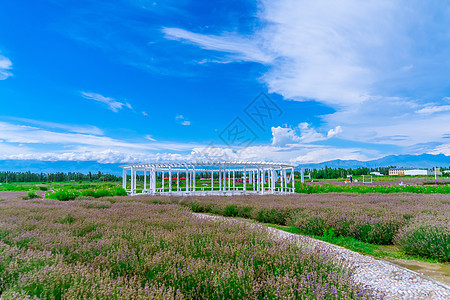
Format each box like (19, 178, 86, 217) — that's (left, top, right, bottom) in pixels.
(194, 213, 450, 300)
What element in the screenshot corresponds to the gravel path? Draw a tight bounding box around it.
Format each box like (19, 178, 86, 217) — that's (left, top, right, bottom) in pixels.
(194, 213, 450, 300)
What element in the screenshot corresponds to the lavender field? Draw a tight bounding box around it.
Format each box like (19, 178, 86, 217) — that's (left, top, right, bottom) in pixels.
(0, 196, 375, 299)
(144, 193, 450, 262)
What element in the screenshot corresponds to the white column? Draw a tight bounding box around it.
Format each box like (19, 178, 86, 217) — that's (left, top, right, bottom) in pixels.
(144, 170, 147, 191)
(162, 171, 165, 192)
(227, 171, 230, 190)
(186, 168, 189, 192)
(261, 169, 265, 195)
(193, 167, 196, 192)
(177, 171, 180, 192)
(291, 168, 294, 192)
(252, 170, 255, 191)
(243, 167, 246, 193)
(130, 167, 134, 194)
(219, 167, 222, 191)
(122, 168, 127, 190)
(133, 168, 136, 194)
(211, 170, 214, 191)
(150, 168, 154, 194)
(168, 168, 171, 192)
(256, 169, 260, 192)
(233, 171, 235, 190)
(284, 169, 288, 192)
(223, 167, 226, 191)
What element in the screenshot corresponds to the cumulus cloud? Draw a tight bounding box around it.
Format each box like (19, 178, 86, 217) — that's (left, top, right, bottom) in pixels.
(271, 123, 342, 146)
(0, 55, 13, 80)
(81, 92, 132, 112)
(191, 143, 367, 165)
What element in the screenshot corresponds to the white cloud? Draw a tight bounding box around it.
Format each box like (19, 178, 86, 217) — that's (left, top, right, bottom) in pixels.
(163, 1, 450, 154)
(0, 121, 198, 152)
(428, 143, 450, 156)
(10, 117, 103, 135)
(271, 126, 300, 146)
(81, 92, 132, 112)
(415, 105, 450, 115)
(0, 55, 13, 80)
(0, 149, 186, 164)
(191, 143, 367, 165)
(271, 123, 342, 146)
(175, 115, 191, 126)
(162, 27, 273, 64)
(145, 134, 156, 141)
(142, 111, 148, 116)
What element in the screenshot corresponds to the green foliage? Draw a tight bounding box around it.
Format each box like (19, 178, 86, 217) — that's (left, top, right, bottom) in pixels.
(0, 171, 121, 183)
(44, 186, 127, 201)
(112, 186, 127, 196)
(295, 183, 450, 194)
(45, 190, 77, 201)
(395, 218, 450, 262)
(224, 204, 238, 217)
(22, 191, 40, 200)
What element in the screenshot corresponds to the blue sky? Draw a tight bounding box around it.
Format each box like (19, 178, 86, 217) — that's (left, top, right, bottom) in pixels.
(1, 0, 450, 164)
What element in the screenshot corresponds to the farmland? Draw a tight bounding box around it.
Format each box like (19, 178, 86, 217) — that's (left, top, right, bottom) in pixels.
(0, 195, 373, 299)
(144, 193, 450, 263)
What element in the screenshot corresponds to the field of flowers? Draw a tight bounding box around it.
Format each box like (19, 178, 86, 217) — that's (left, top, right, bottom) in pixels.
(145, 193, 450, 262)
(0, 196, 375, 299)
(295, 183, 450, 194)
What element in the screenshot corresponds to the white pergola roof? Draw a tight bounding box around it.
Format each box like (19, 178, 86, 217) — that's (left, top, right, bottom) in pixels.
(120, 161, 296, 169)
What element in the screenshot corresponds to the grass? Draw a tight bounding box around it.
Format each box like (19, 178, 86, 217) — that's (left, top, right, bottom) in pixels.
(140, 193, 450, 262)
(264, 224, 440, 263)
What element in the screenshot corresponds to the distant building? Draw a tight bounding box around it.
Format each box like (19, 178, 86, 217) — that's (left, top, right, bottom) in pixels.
(389, 168, 442, 176)
(388, 168, 413, 176)
(370, 172, 384, 176)
(404, 169, 431, 176)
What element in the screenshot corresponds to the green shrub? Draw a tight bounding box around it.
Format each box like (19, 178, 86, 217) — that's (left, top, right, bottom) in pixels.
(45, 190, 77, 201)
(224, 204, 238, 217)
(24, 191, 40, 200)
(112, 187, 127, 196)
(395, 218, 450, 262)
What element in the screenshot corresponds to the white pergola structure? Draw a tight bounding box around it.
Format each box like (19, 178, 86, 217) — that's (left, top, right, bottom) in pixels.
(120, 161, 295, 196)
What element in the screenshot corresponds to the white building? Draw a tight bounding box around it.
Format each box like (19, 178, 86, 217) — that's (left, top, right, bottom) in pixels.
(370, 172, 384, 176)
(404, 168, 441, 176)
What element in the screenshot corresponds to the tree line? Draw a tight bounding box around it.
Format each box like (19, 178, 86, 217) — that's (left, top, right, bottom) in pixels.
(0, 171, 121, 183)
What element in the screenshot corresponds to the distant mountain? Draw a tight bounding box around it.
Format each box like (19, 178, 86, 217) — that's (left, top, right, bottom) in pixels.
(297, 154, 450, 169)
(0, 153, 449, 174)
(0, 160, 123, 175)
